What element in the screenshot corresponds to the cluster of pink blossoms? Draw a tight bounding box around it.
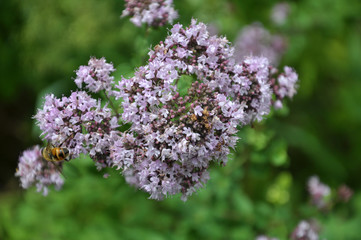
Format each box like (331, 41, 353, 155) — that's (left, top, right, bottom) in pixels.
(234, 23, 287, 66)
(121, 0, 178, 27)
(307, 175, 353, 210)
(111, 20, 298, 200)
(15, 145, 63, 196)
(307, 176, 331, 209)
(17, 20, 298, 200)
(270, 2, 291, 26)
(75, 57, 115, 95)
(34, 90, 119, 170)
(291, 220, 320, 240)
(16, 58, 119, 194)
(256, 219, 320, 240)
(337, 184, 353, 202)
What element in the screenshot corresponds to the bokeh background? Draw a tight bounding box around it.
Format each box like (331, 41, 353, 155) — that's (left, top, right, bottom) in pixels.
(1, 0, 361, 239)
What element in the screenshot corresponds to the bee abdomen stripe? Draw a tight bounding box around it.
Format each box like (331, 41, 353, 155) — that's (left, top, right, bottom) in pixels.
(58, 150, 65, 158)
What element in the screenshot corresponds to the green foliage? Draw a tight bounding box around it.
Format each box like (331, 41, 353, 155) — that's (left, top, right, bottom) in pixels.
(177, 75, 194, 97)
(1, 0, 361, 239)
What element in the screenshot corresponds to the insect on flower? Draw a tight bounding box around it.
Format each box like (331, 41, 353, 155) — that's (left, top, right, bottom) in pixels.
(41, 137, 72, 162)
(41, 142, 71, 179)
(41, 142, 71, 162)
(16, 145, 65, 195)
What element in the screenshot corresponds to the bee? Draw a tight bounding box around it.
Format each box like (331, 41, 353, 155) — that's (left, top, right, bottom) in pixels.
(41, 142, 71, 162)
(190, 114, 197, 122)
(204, 123, 211, 132)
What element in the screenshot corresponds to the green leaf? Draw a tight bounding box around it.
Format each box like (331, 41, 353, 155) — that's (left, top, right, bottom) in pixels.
(270, 140, 288, 166)
(176, 75, 194, 97)
(266, 172, 292, 205)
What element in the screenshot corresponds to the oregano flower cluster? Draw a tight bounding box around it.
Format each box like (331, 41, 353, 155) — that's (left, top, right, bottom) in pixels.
(307, 175, 331, 209)
(291, 220, 320, 240)
(307, 175, 353, 211)
(111, 20, 298, 200)
(74, 57, 116, 95)
(256, 219, 321, 240)
(270, 2, 291, 26)
(121, 0, 178, 27)
(234, 23, 287, 66)
(16, 20, 299, 200)
(15, 145, 64, 196)
(34, 91, 119, 170)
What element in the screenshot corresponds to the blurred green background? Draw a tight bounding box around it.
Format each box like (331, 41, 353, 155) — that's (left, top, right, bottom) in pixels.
(1, 0, 361, 239)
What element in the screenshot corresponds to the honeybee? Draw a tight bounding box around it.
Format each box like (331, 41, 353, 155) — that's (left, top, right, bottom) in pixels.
(41, 142, 70, 162)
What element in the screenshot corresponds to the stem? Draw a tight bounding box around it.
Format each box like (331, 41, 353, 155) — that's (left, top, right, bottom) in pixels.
(103, 90, 120, 118)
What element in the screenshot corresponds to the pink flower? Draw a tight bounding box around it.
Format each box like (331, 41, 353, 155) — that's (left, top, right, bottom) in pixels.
(307, 176, 331, 209)
(15, 145, 64, 196)
(111, 20, 299, 200)
(234, 23, 287, 66)
(74, 57, 115, 95)
(121, 0, 178, 27)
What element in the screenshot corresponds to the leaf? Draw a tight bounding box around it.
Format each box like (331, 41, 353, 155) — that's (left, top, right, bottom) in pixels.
(176, 75, 194, 97)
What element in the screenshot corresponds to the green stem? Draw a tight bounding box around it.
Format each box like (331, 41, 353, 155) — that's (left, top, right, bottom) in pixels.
(103, 90, 120, 118)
